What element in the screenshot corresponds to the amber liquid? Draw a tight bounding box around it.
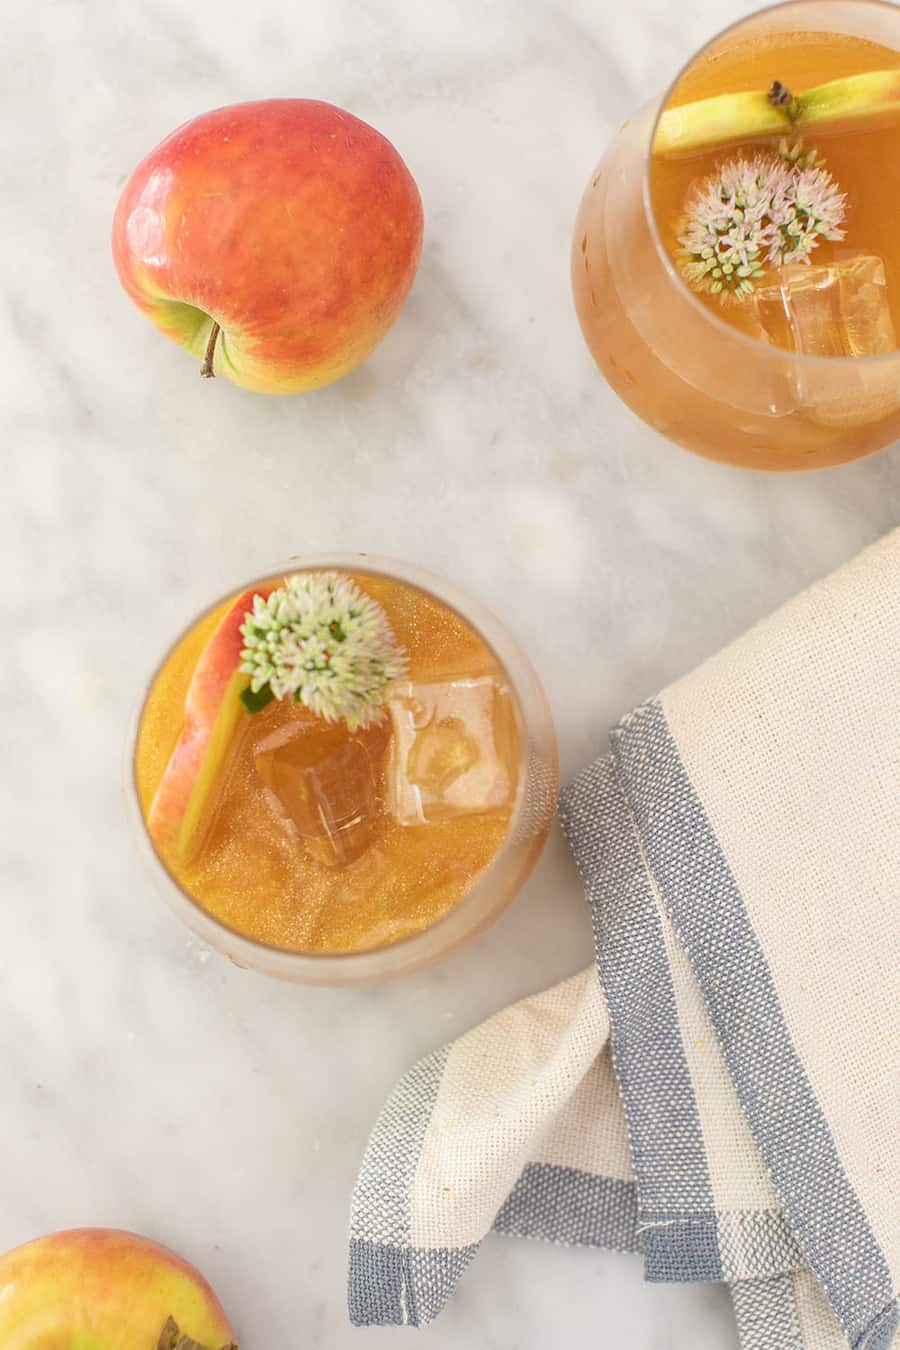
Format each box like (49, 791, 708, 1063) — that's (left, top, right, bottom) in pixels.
(651, 32, 900, 344)
(135, 573, 521, 955)
(572, 24, 900, 469)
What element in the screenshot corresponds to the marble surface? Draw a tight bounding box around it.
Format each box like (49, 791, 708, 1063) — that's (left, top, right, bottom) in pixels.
(2, 0, 898, 1344)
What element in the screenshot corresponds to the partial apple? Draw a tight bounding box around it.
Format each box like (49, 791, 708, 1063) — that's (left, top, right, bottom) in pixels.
(112, 100, 423, 393)
(0, 1228, 237, 1349)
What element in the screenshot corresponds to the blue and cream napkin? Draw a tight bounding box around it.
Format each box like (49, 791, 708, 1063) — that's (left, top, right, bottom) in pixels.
(349, 530, 900, 1350)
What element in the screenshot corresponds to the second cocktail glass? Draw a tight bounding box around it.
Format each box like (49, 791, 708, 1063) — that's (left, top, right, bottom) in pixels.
(573, 0, 900, 470)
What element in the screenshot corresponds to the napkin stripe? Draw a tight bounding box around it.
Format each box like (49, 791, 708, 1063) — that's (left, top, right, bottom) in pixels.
(560, 756, 722, 1284)
(610, 699, 897, 1350)
(492, 1163, 639, 1252)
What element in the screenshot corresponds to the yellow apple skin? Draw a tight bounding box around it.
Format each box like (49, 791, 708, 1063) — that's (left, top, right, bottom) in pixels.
(112, 99, 424, 393)
(0, 1228, 237, 1349)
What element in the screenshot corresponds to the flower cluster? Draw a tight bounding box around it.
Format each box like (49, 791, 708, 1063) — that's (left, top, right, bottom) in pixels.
(239, 572, 408, 729)
(677, 142, 846, 301)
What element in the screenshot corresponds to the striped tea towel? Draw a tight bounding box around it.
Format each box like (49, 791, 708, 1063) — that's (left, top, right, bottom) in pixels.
(348, 529, 900, 1349)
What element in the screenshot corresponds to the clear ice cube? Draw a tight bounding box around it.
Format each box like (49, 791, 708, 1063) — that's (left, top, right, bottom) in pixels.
(386, 677, 516, 826)
(753, 254, 897, 358)
(254, 717, 386, 869)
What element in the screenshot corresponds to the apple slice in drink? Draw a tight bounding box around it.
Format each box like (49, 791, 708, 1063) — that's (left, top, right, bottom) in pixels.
(654, 67, 900, 156)
(148, 589, 259, 864)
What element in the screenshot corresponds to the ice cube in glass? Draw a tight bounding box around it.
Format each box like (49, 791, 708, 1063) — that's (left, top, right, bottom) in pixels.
(387, 677, 517, 826)
(753, 254, 896, 358)
(254, 716, 385, 868)
(751, 255, 899, 428)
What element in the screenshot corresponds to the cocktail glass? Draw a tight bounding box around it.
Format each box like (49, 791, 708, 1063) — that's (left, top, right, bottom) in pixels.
(572, 0, 900, 470)
(130, 555, 558, 985)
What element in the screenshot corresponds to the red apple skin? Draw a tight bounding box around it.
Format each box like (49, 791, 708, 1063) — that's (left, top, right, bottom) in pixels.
(0, 1228, 236, 1348)
(112, 99, 424, 393)
(147, 589, 259, 856)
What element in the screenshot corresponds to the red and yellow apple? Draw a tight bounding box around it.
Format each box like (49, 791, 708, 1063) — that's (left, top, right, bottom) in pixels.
(148, 589, 258, 862)
(112, 99, 423, 393)
(0, 1228, 237, 1349)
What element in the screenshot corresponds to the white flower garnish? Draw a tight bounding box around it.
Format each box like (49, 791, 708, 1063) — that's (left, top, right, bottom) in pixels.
(678, 142, 846, 301)
(240, 572, 408, 729)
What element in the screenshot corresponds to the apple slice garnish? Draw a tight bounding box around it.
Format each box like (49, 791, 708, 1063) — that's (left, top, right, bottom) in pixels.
(654, 67, 900, 157)
(148, 589, 259, 864)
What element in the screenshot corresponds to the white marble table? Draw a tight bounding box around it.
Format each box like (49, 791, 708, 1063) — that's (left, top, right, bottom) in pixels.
(2, 0, 897, 1344)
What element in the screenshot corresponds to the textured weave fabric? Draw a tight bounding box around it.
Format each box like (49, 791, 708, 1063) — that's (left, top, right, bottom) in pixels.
(349, 530, 900, 1348)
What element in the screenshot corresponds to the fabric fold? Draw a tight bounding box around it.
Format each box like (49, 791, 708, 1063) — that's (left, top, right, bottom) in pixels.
(349, 969, 636, 1325)
(349, 529, 899, 1348)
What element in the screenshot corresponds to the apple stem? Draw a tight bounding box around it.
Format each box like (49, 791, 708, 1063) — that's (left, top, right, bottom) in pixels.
(200, 322, 221, 379)
(157, 1315, 239, 1350)
(768, 79, 799, 122)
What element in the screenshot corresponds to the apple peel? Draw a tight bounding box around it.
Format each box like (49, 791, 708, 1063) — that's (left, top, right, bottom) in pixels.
(148, 589, 259, 864)
(654, 67, 900, 157)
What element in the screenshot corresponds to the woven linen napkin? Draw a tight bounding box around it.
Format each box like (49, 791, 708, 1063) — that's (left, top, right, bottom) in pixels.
(349, 530, 899, 1349)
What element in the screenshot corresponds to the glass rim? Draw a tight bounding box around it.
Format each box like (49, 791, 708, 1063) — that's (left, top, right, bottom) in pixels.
(128, 552, 558, 984)
(641, 0, 900, 368)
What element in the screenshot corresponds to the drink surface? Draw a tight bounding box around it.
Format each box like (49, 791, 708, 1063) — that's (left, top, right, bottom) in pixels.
(135, 572, 521, 955)
(651, 31, 900, 351)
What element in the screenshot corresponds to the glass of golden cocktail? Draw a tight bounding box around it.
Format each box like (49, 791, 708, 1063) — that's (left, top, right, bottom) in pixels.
(573, 0, 900, 469)
(132, 556, 558, 984)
